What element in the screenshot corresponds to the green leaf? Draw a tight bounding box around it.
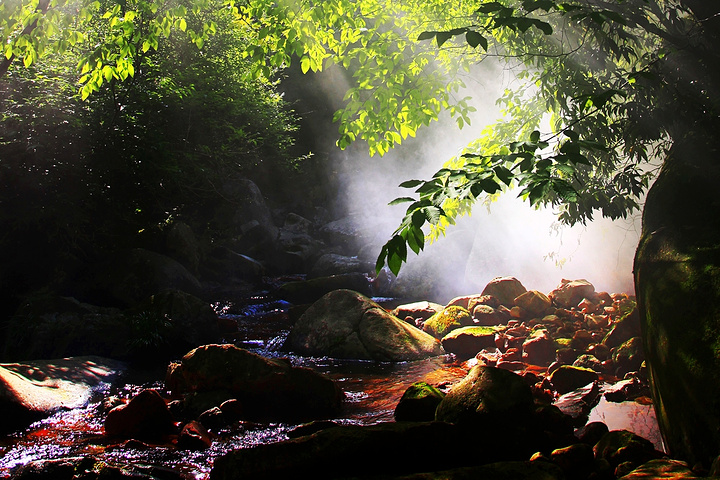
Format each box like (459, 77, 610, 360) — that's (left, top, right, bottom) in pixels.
(530, 130, 541, 143)
(399, 179, 424, 188)
(465, 30, 488, 50)
(552, 179, 578, 202)
(480, 177, 501, 193)
(418, 31, 437, 41)
(388, 197, 416, 206)
(477, 2, 507, 14)
(436, 31, 453, 47)
(493, 166, 514, 185)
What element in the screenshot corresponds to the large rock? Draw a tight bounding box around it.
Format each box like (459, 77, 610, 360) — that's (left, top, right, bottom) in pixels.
(209, 421, 553, 480)
(514, 290, 553, 317)
(435, 365, 535, 428)
(283, 290, 444, 361)
(422, 306, 473, 339)
(394, 381, 446, 422)
(214, 178, 278, 252)
(441, 326, 500, 359)
(549, 279, 595, 308)
(522, 328, 557, 366)
(481, 277, 527, 307)
(548, 366, 599, 395)
(104, 389, 176, 441)
(167, 344, 343, 422)
(0, 356, 125, 433)
(392, 301, 444, 323)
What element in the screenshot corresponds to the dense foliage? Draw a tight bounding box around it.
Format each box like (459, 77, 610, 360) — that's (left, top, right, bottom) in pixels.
(0, 0, 302, 311)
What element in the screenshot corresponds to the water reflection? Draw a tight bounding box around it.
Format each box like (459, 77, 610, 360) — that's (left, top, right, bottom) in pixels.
(588, 396, 666, 452)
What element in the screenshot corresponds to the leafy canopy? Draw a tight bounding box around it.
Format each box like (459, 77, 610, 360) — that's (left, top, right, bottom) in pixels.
(3, 0, 718, 276)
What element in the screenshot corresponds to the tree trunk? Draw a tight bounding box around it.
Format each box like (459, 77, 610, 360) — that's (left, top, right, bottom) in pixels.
(634, 130, 720, 468)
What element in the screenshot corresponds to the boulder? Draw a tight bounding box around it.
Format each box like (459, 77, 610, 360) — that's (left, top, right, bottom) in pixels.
(612, 337, 645, 376)
(447, 294, 497, 310)
(0, 356, 125, 433)
(392, 301, 444, 323)
(441, 326, 500, 359)
(548, 366, 599, 395)
(394, 381, 446, 422)
(549, 279, 595, 308)
(283, 290, 444, 361)
(214, 178, 278, 252)
(104, 389, 176, 441)
(481, 276, 527, 307)
(167, 344, 343, 422)
(472, 304, 509, 326)
(550, 443, 596, 480)
(522, 329, 557, 366)
(603, 308, 642, 348)
(318, 215, 369, 253)
(178, 420, 213, 450)
(422, 306, 473, 339)
(514, 290, 553, 317)
(435, 365, 535, 428)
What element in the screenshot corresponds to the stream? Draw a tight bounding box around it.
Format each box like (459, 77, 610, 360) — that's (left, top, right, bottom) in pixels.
(0, 289, 664, 479)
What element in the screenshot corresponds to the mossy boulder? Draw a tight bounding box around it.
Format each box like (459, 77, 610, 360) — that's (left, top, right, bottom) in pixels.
(283, 289, 444, 361)
(633, 135, 720, 468)
(612, 337, 645, 376)
(593, 430, 662, 470)
(422, 306, 473, 339)
(435, 365, 534, 428)
(394, 381, 446, 422)
(440, 325, 500, 359)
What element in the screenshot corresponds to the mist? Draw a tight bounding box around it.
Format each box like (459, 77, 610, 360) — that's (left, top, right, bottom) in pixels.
(305, 61, 641, 304)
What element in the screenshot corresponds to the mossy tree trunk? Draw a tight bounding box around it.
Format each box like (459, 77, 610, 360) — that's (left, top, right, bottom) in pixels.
(634, 131, 720, 468)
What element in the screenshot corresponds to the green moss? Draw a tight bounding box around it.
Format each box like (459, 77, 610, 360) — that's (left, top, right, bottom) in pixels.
(423, 306, 472, 338)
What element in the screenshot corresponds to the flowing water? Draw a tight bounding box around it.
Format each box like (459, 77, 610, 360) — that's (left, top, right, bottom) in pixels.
(0, 290, 663, 479)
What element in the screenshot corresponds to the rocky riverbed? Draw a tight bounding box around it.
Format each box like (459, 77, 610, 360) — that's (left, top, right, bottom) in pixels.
(1, 274, 715, 479)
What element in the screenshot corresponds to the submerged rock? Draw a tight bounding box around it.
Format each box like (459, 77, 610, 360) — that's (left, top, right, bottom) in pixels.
(283, 289, 444, 361)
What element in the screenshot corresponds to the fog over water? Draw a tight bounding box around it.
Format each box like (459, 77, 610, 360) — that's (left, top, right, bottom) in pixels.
(308, 62, 641, 303)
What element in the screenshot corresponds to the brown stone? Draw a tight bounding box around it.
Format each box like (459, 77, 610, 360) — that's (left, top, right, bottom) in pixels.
(104, 389, 176, 441)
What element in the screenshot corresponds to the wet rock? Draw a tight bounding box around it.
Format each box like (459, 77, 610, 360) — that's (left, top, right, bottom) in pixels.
(573, 354, 603, 372)
(435, 365, 535, 429)
(285, 289, 444, 361)
(168, 344, 344, 422)
(440, 326, 499, 359)
(274, 273, 372, 304)
(612, 337, 645, 377)
(550, 279, 595, 308)
(394, 381, 445, 422)
(603, 308, 641, 349)
(593, 430, 663, 470)
(0, 356, 125, 433)
(618, 458, 699, 479)
(422, 306, 473, 339)
(548, 365, 599, 395)
(392, 301, 443, 323)
(514, 290, 553, 317)
(553, 381, 603, 426)
(472, 304, 510, 326)
(522, 329, 557, 366)
(104, 389, 176, 441)
(178, 420, 213, 450)
(481, 276, 527, 307)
